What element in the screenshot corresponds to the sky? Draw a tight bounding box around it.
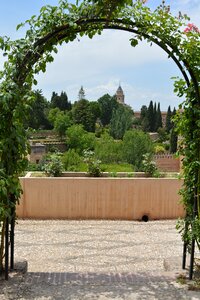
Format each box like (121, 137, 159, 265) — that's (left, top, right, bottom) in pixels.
(0, 0, 199, 111)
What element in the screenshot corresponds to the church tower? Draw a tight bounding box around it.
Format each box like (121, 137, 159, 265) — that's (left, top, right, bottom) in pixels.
(116, 84, 125, 104)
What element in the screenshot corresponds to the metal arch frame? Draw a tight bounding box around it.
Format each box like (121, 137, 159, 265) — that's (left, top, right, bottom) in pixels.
(18, 18, 194, 91)
(4, 206, 15, 280)
(5, 16, 199, 280)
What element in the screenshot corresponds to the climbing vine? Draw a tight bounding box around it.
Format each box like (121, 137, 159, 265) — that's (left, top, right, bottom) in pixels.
(0, 0, 199, 271)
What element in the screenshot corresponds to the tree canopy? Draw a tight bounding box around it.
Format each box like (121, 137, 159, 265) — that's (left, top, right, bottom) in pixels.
(50, 91, 72, 111)
(110, 104, 133, 139)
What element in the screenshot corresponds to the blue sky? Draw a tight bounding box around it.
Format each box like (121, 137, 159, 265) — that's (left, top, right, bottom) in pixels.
(0, 0, 199, 111)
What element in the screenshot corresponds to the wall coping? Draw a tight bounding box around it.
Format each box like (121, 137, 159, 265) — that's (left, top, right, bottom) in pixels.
(21, 173, 181, 180)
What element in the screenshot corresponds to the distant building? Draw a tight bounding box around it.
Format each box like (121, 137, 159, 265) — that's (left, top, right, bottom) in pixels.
(115, 85, 125, 104)
(28, 142, 46, 164)
(115, 85, 167, 127)
(134, 110, 167, 127)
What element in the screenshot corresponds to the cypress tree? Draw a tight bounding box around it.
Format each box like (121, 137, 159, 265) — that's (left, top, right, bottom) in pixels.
(98, 94, 118, 126)
(140, 105, 149, 132)
(153, 102, 157, 132)
(172, 107, 176, 117)
(166, 105, 172, 133)
(50, 92, 59, 108)
(147, 100, 154, 132)
(169, 128, 178, 153)
(155, 102, 162, 131)
(169, 107, 177, 153)
(50, 91, 71, 111)
(140, 105, 148, 120)
(60, 91, 72, 111)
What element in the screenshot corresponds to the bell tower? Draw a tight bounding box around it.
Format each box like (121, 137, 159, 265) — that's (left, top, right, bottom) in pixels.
(116, 84, 125, 104)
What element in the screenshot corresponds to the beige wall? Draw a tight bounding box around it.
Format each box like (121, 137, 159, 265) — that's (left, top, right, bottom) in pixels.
(17, 177, 185, 220)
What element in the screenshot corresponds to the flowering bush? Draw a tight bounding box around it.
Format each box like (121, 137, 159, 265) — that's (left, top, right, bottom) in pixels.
(184, 23, 200, 34)
(83, 150, 103, 177)
(43, 154, 64, 177)
(142, 153, 160, 177)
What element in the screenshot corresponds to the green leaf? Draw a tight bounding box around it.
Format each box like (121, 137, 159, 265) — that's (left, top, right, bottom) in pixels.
(130, 38, 138, 47)
(16, 23, 24, 31)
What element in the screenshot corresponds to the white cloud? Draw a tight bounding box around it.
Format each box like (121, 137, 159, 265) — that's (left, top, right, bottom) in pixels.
(35, 30, 170, 98)
(36, 30, 168, 84)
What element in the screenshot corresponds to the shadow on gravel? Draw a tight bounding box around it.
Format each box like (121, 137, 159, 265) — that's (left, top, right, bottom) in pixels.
(0, 271, 194, 300)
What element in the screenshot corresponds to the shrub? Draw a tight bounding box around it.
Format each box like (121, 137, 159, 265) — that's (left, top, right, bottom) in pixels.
(95, 133, 123, 163)
(66, 124, 95, 155)
(43, 154, 64, 177)
(27, 162, 42, 171)
(157, 127, 169, 142)
(83, 150, 103, 177)
(142, 153, 160, 177)
(62, 149, 82, 171)
(154, 145, 166, 154)
(122, 129, 153, 170)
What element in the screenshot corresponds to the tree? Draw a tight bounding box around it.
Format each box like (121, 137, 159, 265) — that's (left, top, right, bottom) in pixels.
(172, 107, 176, 118)
(27, 90, 51, 129)
(110, 104, 133, 139)
(66, 125, 95, 155)
(48, 108, 62, 126)
(169, 128, 178, 153)
(153, 102, 157, 131)
(59, 91, 72, 111)
(147, 100, 154, 132)
(140, 105, 149, 132)
(122, 129, 153, 170)
(98, 94, 118, 126)
(95, 132, 123, 163)
(50, 91, 71, 111)
(50, 92, 59, 109)
(89, 101, 101, 120)
(165, 106, 172, 133)
(54, 112, 72, 139)
(169, 108, 178, 153)
(72, 99, 98, 132)
(88, 101, 101, 131)
(140, 105, 148, 120)
(155, 102, 162, 131)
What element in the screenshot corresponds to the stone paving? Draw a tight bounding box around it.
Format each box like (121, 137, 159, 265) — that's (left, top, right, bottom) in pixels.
(0, 220, 200, 299)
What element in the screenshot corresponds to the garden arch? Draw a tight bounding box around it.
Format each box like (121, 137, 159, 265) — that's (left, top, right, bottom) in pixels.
(0, 0, 199, 280)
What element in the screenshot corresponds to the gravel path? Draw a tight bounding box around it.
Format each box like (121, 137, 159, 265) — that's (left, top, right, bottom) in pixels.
(0, 220, 200, 299)
(14, 220, 182, 273)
